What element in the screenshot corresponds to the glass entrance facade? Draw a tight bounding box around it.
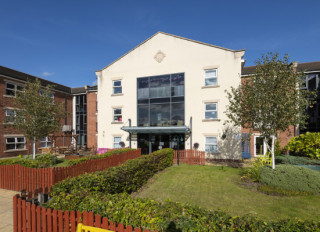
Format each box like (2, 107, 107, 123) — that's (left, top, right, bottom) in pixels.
(137, 73, 185, 154)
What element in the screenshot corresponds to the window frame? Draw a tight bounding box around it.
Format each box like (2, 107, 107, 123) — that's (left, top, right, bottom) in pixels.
(205, 136, 218, 153)
(5, 82, 24, 97)
(204, 69, 218, 87)
(5, 137, 26, 151)
(40, 137, 51, 148)
(5, 109, 17, 123)
(113, 80, 122, 94)
(113, 136, 121, 148)
(205, 103, 218, 119)
(113, 108, 122, 122)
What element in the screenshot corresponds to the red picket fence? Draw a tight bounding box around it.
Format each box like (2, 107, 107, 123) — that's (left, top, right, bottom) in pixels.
(0, 149, 141, 193)
(174, 149, 205, 165)
(13, 195, 155, 232)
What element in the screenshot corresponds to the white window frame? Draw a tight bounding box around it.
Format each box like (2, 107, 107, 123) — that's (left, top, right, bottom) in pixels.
(205, 103, 218, 119)
(39, 90, 54, 102)
(113, 136, 121, 148)
(5, 82, 24, 97)
(205, 136, 218, 153)
(113, 108, 122, 122)
(40, 137, 51, 148)
(5, 137, 26, 151)
(5, 109, 16, 123)
(113, 80, 122, 94)
(204, 69, 218, 86)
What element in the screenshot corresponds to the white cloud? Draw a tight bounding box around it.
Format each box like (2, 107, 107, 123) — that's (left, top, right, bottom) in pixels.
(41, 71, 54, 77)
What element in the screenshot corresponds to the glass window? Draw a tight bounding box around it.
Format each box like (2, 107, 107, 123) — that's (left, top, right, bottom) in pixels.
(205, 69, 218, 86)
(6, 83, 16, 96)
(205, 103, 218, 119)
(40, 137, 51, 148)
(113, 136, 121, 148)
(138, 105, 149, 126)
(5, 109, 16, 123)
(137, 77, 149, 99)
(113, 80, 122, 94)
(171, 103, 184, 126)
(6, 137, 26, 150)
(113, 108, 122, 122)
(150, 75, 170, 98)
(150, 104, 170, 126)
(205, 137, 218, 153)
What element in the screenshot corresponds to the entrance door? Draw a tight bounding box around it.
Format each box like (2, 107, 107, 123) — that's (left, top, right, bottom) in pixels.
(254, 136, 273, 156)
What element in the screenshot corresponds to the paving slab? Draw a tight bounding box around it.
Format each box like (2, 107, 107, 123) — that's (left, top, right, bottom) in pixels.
(0, 189, 19, 232)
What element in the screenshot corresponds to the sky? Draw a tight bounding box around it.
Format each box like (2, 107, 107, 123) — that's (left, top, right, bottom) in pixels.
(1, 0, 319, 87)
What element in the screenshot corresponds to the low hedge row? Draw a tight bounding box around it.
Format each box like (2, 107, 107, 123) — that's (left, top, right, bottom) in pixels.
(260, 165, 320, 194)
(0, 154, 58, 168)
(46, 192, 320, 232)
(50, 148, 174, 197)
(276, 155, 320, 165)
(63, 148, 135, 166)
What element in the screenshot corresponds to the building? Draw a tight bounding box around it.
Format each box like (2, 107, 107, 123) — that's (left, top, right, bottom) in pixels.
(0, 65, 97, 158)
(96, 32, 245, 158)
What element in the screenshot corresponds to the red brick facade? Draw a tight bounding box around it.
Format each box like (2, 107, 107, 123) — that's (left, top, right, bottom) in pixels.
(86, 91, 97, 149)
(0, 75, 73, 158)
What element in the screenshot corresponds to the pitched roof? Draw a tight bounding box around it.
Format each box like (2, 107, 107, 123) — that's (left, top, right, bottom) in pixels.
(71, 85, 97, 94)
(0, 65, 72, 94)
(96, 31, 245, 72)
(242, 61, 320, 76)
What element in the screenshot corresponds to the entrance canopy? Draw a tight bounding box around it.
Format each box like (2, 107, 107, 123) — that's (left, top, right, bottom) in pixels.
(121, 126, 191, 134)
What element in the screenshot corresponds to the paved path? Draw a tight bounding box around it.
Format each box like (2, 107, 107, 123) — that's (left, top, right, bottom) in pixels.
(0, 189, 19, 232)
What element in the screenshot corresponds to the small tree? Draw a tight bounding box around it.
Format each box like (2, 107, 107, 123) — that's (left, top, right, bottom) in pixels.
(11, 79, 65, 159)
(225, 52, 315, 169)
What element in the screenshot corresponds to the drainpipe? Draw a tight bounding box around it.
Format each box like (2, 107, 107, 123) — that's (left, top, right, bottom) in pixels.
(190, 117, 192, 149)
(129, 119, 132, 148)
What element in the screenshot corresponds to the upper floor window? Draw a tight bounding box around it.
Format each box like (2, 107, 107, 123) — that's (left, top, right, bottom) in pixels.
(204, 69, 218, 86)
(6, 82, 24, 97)
(6, 137, 25, 150)
(205, 103, 218, 119)
(39, 90, 54, 102)
(113, 80, 122, 94)
(5, 109, 16, 123)
(113, 108, 122, 122)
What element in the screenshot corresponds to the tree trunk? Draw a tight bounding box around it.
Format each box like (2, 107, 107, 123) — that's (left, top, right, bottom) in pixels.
(32, 137, 36, 159)
(271, 137, 275, 169)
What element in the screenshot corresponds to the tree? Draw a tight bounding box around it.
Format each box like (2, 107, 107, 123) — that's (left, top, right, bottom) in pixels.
(11, 79, 65, 159)
(225, 52, 315, 169)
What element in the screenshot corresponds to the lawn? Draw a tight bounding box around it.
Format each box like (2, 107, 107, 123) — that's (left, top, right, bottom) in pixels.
(135, 164, 320, 221)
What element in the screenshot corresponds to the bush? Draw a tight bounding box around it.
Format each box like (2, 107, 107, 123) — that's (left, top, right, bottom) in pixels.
(50, 148, 174, 197)
(276, 155, 320, 165)
(241, 157, 271, 182)
(46, 192, 320, 232)
(285, 132, 320, 159)
(259, 165, 320, 194)
(0, 154, 57, 168)
(63, 148, 135, 166)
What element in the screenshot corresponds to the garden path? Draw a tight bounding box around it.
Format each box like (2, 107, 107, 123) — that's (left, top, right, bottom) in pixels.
(0, 189, 19, 232)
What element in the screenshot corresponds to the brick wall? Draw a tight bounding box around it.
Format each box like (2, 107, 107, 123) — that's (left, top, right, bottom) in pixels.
(0, 75, 73, 158)
(86, 91, 97, 149)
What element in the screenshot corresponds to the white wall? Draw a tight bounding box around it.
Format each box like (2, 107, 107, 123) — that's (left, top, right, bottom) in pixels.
(96, 32, 244, 159)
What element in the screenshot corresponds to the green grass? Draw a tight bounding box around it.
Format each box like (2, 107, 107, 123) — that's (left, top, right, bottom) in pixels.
(135, 164, 320, 221)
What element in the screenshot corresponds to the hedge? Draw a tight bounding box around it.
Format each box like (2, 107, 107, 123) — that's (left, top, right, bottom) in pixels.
(276, 155, 320, 165)
(260, 165, 320, 194)
(50, 148, 174, 196)
(46, 192, 320, 232)
(0, 154, 58, 168)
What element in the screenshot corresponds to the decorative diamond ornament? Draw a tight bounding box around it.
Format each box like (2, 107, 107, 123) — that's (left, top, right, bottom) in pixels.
(154, 50, 166, 63)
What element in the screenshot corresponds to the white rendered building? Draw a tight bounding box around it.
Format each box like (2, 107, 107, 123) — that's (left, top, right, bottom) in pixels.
(96, 32, 245, 159)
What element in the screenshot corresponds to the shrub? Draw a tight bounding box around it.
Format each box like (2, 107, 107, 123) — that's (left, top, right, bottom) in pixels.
(241, 157, 270, 182)
(50, 148, 174, 197)
(285, 132, 320, 159)
(276, 155, 320, 165)
(259, 165, 320, 194)
(0, 154, 57, 168)
(46, 192, 320, 232)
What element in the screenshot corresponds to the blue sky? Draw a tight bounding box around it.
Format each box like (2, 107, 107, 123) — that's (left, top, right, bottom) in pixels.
(1, 0, 319, 87)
